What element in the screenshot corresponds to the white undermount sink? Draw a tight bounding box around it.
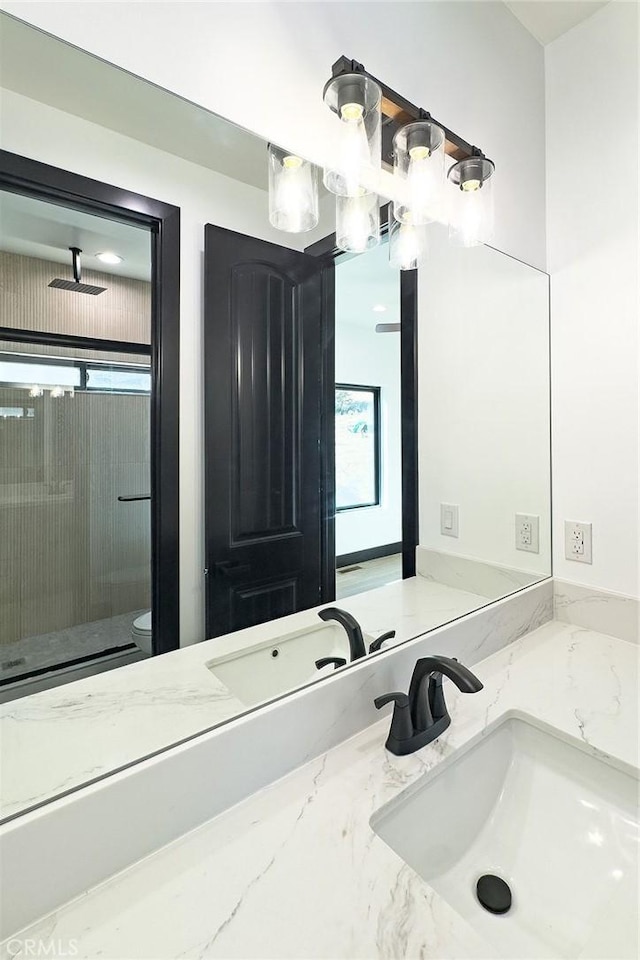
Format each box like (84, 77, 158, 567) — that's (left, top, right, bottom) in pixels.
(206, 621, 372, 708)
(371, 712, 639, 959)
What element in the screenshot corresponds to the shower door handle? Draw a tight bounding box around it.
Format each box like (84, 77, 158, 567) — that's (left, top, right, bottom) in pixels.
(118, 494, 151, 502)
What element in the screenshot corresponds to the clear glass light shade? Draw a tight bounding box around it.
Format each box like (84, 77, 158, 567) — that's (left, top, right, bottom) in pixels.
(268, 145, 319, 233)
(336, 192, 380, 253)
(447, 156, 495, 247)
(323, 73, 381, 197)
(389, 216, 428, 270)
(393, 121, 445, 225)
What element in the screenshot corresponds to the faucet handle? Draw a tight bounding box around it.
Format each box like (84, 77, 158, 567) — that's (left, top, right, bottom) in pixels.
(374, 692, 414, 749)
(369, 630, 396, 653)
(315, 656, 347, 671)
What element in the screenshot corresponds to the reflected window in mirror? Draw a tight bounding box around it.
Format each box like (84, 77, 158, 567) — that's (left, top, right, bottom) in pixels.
(335, 385, 380, 511)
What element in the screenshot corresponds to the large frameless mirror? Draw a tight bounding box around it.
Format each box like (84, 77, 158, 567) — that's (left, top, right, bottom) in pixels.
(0, 11, 550, 822)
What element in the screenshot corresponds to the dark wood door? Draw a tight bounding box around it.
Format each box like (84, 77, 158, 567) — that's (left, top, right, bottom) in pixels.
(204, 224, 335, 639)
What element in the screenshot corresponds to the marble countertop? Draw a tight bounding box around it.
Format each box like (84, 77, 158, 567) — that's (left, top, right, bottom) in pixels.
(3, 620, 637, 959)
(0, 576, 489, 820)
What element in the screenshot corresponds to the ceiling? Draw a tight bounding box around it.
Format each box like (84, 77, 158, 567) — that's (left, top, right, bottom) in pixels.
(0, 191, 152, 281)
(0, 13, 269, 191)
(504, 0, 610, 45)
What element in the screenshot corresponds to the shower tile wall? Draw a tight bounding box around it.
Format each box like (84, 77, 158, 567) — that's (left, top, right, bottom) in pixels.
(0, 251, 150, 348)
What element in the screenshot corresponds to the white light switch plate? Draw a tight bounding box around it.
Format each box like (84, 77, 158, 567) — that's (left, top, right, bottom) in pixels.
(440, 503, 459, 538)
(516, 513, 540, 553)
(564, 520, 592, 564)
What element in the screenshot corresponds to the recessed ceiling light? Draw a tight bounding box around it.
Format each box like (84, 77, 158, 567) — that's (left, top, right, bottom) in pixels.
(96, 251, 123, 265)
(372, 304, 387, 313)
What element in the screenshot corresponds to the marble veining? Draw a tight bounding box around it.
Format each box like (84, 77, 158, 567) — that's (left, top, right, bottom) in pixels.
(2, 619, 635, 960)
(554, 578, 639, 644)
(416, 546, 545, 600)
(0, 577, 491, 821)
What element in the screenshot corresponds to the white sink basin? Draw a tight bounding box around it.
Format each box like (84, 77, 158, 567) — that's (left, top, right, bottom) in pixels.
(371, 713, 639, 959)
(206, 622, 372, 707)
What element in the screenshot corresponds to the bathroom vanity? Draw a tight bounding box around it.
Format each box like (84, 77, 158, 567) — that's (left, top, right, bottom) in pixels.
(1, 598, 637, 959)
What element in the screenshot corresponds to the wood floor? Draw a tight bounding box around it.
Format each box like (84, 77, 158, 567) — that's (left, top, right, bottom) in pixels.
(335, 554, 403, 600)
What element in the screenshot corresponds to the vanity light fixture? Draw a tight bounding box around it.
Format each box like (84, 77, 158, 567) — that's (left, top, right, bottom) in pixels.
(393, 120, 445, 225)
(447, 154, 495, 247)
(336, 190, 380, 253)
(267, 144, 319, 233)
(266, 56, 496, 265)
(389, 214, 428, 271)
(28, 384, 43, 398)
(96, 251, 123, 265)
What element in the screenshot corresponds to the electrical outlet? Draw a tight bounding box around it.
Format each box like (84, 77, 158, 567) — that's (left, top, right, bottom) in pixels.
(440, 503, 459, 538)
(516, 513, 539, 553)
(564, 520, 592, 564)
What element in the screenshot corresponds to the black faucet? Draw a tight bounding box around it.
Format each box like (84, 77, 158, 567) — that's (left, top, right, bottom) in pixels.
(316, 607, 367, 667)
(315, 609, 396, 671)
(374, 655, 483, 756)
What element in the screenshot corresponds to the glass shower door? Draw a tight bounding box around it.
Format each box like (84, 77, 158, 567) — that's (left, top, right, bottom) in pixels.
(0, 346, 152, 685)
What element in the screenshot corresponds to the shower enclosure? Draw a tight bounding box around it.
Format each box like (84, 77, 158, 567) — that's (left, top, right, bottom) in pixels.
(0, 343, 152, 683)
(0, 180, 162, 691)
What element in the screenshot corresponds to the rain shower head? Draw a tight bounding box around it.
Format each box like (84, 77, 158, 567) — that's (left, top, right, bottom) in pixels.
(48, 247, 106, 296)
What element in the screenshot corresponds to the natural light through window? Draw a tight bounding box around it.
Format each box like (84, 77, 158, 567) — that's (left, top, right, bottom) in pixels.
(335, 385, 380, 511)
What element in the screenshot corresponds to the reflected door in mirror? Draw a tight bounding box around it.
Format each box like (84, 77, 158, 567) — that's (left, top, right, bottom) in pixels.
(204, 225, 335, 638)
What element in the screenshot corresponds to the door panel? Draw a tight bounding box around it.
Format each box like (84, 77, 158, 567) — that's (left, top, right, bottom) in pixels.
(204, 225, 334, 639)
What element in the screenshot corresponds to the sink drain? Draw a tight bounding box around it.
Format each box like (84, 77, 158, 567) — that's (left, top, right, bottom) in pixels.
(476, 874, 512, 915)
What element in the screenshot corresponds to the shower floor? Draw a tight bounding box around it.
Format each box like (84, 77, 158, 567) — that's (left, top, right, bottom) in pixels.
(0, 610, 149, 683)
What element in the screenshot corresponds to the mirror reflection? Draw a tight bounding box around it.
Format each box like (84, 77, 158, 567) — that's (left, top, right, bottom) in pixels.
(0, 13, 550, 822)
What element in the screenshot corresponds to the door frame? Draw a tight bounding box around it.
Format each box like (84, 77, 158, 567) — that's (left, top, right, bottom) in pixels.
(305, 203, 419, 581)
(0, 149, 181, 656)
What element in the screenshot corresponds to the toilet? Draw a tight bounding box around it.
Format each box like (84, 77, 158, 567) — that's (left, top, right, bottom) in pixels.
(131, 611, 152, 654)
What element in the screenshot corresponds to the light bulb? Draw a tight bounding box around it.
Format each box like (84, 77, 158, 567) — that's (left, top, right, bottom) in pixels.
(322, 73, 381, 197)
(50, 386, 64, 399)
(340, 103, 364, 122)
(338, 114, 371, 197)
(447, 155, 495, 247)
(336, 192, 379, 253)
(28, 385, 43, 398)
(389, 217, 427, 270)
(452, 185, 490, 247)
(393, 121, 445, 225)
(268, 146, 318, 233)
(275, 158, 305, 232)
(406, 152, 441, 223)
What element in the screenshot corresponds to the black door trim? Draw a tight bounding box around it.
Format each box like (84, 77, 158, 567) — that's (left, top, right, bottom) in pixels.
(0, 149, 181, 655)
(305, 203, 418, 580)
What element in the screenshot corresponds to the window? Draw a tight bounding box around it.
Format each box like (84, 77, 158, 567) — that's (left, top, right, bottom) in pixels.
(0, 353, 150, 396)
(85, 366, 151, 394)
(335, 385, 380, 511)
(0, 359, 81, 389)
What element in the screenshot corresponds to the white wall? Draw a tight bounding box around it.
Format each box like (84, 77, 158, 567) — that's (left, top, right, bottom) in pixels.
(418, 230, 551, 575)
(0, 1, 547, 270)
(0, 87, 328, 646)
(546, 1, 639, 597)
(334, 322, 402, 557)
